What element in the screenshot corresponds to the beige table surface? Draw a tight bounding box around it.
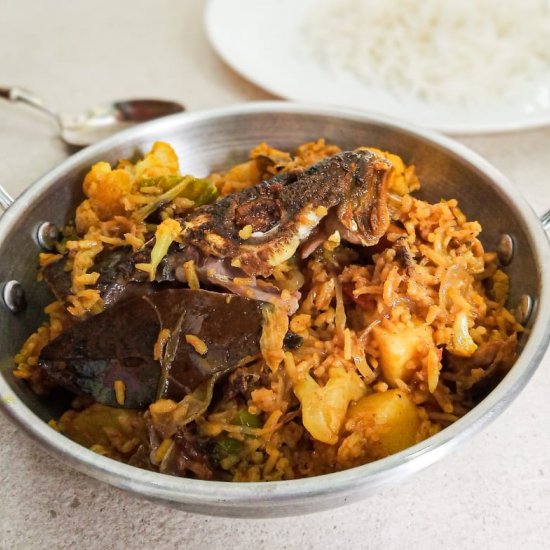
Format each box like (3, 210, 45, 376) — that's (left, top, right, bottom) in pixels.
(1, 1, 550, 548)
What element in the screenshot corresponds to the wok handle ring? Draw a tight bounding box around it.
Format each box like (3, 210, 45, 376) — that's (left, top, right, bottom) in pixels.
(0, 184, 13, 211)
(540, 210, 550, 231)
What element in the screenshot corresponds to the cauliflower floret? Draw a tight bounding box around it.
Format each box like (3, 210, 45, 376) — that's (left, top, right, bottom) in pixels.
(293, 367, 366, 445)
(82, 162, 132, 220)
(133, 141, 179, 180)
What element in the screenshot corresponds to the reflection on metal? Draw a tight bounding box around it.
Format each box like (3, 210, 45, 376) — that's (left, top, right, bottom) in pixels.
(0, 184, 14, 211)
(516, 294, 533, 325)
(36, 222, 60, 251)
(1, 280, 26, 314)
(496, 233, 514, 266)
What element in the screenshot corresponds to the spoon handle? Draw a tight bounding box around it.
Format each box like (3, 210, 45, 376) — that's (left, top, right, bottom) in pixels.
(0, 86, 61, 127)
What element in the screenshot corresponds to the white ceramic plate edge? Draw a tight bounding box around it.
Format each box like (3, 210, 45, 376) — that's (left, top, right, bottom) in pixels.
(204, 0, 550, 135)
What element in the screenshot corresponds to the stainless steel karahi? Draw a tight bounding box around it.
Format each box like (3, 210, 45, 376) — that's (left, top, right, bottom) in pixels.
(0, 102, 549, 517)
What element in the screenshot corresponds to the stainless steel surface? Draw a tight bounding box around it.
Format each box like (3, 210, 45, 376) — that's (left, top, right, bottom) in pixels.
(1, 280, 26, 314)
(541, 209, 550, 231)
(0, 86, 185, 146)
(496, 233, 515, 266)
(0, 102, 549, 517)
(516, 294, 534, 326)
(0, 184, 14, 211)
(35, 222, 60, 252)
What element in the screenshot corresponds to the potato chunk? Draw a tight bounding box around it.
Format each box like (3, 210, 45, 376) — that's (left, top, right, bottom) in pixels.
(346, 389, 421, 456)
(373, 324, 432, 386)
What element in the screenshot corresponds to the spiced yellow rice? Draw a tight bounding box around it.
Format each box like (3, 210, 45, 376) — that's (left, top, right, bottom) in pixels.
(14, 140, 521, 481)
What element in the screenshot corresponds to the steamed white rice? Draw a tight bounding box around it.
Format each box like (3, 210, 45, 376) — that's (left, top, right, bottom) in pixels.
(303, 0, 550, 108)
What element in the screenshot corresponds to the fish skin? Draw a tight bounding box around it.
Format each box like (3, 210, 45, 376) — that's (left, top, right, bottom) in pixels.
(178, 149, 392, 277)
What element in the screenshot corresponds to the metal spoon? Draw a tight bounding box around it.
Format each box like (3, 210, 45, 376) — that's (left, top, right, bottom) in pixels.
(0, 86, 185, 147)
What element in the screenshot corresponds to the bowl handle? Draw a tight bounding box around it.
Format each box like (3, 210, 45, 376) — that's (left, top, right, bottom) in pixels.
(0, 184, 13, 211)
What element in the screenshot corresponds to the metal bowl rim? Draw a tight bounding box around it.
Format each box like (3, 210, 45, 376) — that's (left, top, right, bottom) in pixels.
(1, 100, 549, 508)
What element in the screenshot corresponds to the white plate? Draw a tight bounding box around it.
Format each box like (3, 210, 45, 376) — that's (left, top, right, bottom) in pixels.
(205, 0, 550, 135)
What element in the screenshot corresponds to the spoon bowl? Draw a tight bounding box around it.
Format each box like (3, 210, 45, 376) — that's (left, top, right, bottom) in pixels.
(58, 98, 185, 146)
(0, 86, 185, 146)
